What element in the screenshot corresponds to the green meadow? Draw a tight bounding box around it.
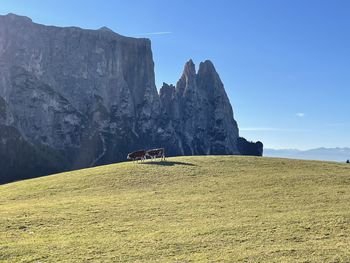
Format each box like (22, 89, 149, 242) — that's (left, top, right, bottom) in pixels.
(1, 156, 350, 262)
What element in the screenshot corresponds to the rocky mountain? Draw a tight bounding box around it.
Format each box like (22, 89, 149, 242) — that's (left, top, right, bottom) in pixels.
(159, 59, 240, 155)
(0, 13, 262, 183)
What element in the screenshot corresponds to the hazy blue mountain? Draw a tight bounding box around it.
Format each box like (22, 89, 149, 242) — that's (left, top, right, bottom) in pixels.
(264, 148, 350, 162)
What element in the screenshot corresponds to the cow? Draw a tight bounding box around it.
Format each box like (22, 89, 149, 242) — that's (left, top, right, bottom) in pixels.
(146, 148, 165, 161)
(127, 150, 146, 162)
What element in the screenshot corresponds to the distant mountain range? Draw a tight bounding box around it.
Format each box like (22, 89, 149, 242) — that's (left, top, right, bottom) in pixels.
(264, 148, 350, 162)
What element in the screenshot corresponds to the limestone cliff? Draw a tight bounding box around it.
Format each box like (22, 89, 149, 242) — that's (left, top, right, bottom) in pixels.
(159, 60, 240, 155)
(0, 14, 262, 183)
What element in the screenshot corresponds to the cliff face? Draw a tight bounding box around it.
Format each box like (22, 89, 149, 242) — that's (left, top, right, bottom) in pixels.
(159, 60, 239, 155)
(0, 14, 262, 183)
(0, 13, 162, 178)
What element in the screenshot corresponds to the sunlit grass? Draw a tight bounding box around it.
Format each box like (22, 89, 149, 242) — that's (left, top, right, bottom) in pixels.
(1, 156, 350, 262)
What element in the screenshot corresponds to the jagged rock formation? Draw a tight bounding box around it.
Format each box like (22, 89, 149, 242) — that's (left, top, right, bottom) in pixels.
(159, 60, 240, 155)
(0, 14, 262, 183)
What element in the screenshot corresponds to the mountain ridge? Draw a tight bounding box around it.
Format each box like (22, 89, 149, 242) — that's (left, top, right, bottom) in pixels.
(265, 147, 350, 162)
(0, 13, 262, 183)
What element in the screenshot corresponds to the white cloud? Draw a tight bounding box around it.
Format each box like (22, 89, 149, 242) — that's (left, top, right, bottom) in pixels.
(296, 112, 305, 117)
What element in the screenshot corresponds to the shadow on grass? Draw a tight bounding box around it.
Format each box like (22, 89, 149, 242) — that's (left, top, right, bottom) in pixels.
(141, 161, 196, 166)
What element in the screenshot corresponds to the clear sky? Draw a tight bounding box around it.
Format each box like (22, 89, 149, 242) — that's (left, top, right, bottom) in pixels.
(1, 0, 349, 150)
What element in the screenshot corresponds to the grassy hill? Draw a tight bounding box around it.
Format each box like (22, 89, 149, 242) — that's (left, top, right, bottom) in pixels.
(1, 156, 350, 262)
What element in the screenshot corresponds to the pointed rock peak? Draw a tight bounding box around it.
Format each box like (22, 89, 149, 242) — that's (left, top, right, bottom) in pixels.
(159, 82, 175, 97)
(182, 59, 196, 77)
(176, 59, 197, 94)
(198, 60, 217, 75)
(197, 60, 223, 91)
(202, 59, 215, 67)
(186, 59, 195, 66)
(161, 82, 175, 89)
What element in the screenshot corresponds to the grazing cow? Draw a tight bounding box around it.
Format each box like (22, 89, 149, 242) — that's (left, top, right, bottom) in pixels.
(127, 150, 146, 162)
(146, 148, 165, 161)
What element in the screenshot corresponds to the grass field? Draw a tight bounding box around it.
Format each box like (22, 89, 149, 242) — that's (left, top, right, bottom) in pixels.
(1, 156, 350, 262)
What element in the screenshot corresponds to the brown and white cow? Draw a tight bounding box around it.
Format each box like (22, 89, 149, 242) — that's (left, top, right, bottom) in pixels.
(146, 148, 165, 161)
(127, 150, 146, 162)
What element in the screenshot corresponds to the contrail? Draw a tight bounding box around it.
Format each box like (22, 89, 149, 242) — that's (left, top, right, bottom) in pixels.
(136, 31, 172, 36)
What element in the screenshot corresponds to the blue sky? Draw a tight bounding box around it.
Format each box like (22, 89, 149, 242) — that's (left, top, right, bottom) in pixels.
(1, 0, 349, 150)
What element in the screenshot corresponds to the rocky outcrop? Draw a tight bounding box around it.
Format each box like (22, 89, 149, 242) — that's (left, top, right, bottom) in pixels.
(159, 60, 239, 155)
(0, 14, 262, 184)
(237, 137, 263, 156)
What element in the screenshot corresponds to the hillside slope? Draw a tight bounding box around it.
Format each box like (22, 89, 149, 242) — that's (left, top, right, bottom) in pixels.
(1, 156, 350, 262)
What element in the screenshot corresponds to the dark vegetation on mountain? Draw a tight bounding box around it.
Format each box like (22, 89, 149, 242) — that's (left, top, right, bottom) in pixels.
(237, 137, 263, 156)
